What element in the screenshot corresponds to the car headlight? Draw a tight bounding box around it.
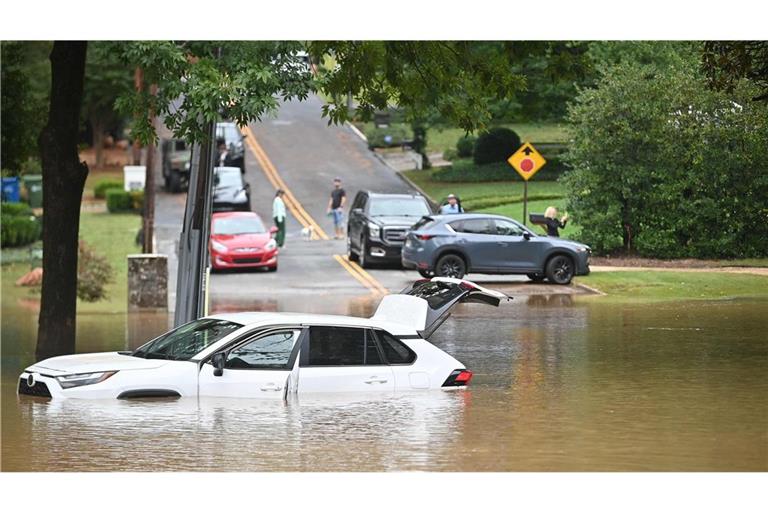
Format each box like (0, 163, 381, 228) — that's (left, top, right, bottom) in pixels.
(184, 162, 190, 170)
(575, 246, 588, 252)
(211, 241, 228, 253)
(368, 222, 381, 239)
(265, 239, 277, 251)
(56, 371, 117, 389)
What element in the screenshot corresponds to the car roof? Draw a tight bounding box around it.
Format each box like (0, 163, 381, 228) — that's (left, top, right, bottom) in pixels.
(207, 311, 416, 335)
(363, 191, 425, 199)
(432, 212, 522, 222)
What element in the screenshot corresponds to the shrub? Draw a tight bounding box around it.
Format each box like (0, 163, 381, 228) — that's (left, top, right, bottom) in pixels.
(456, 135, 476, 158)
(106, 189, 133, 212)
(129, 190, 144, 211)
(442, 148, 458, 161)
(473, 127, 521, 165)
(94, 179, 124, 199)
(1, 214, 41, 247)
(77, 239, 114, 302)
(431, 158, 569, 182)
(2, 202, 33, 217)
(366, 124, 412, 148)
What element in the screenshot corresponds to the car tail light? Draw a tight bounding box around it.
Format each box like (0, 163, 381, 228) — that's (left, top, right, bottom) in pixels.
(416, 234, 434, 240)
(442, 369, 473, 387)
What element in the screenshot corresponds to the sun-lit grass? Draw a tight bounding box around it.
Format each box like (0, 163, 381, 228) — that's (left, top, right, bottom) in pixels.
(427, 123, 571, 154)
(403, 170, 565, 201)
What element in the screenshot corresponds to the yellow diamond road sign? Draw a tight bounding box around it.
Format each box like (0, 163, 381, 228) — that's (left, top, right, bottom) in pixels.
(507, 142, 546, 181)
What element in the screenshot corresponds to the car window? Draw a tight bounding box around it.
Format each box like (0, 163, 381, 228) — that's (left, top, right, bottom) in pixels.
(375, 331, 416, 364)
(215, 168, 242, 188)
(411, 216, 436, 231)
(493, 219, 525, 236)
(368, 197, 430, 217)
(452, 218, 493, 234)
(213, 216, 266, 235)
(132, 318, 242, 361)
(307, 326, 382, 366)
(226, 330, 300, 369)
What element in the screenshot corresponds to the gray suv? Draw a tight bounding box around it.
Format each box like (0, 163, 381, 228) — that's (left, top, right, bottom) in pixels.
(401, 213, 590, 284)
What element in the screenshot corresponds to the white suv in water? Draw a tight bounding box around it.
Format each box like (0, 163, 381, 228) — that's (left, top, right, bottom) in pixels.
(18, 278, 508, 400)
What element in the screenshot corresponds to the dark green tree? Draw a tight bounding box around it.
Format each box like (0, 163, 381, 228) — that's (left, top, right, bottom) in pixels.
(702, 41, 768, 101)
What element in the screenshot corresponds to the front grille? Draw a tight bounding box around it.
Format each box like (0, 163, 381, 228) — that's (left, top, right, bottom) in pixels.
(383, 228, 407, 243)
(18, 378, 52, 398)
(233, 257, 262, 264)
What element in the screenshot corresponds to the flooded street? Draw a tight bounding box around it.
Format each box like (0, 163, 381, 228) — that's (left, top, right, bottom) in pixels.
(2, 293, 767, 471)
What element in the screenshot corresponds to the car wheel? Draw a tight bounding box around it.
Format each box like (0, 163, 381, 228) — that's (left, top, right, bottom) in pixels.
(435, 254, 466, 279)
(359, 239, 370, 268)
(347, 237, 359, 262)
(267, 265, 278, 272)
(418, 269, 433, 278)
(527, 273, 546, 282)
(545, 255, 574, 285)
(169, 169, 181, 193)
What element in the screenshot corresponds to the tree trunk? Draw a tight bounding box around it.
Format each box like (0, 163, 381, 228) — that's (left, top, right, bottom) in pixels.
(36, 41, 89, 361)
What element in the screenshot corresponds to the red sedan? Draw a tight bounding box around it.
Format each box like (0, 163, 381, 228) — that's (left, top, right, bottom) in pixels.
(209, 212, 278, 271)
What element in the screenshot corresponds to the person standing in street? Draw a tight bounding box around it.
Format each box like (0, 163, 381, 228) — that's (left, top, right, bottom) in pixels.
(326, 177, 347, 239)
(544, 206, 569, 237)
(273, 189, 287, 248)
(216, 138, 229, 167)
(440, 194, 463, 214)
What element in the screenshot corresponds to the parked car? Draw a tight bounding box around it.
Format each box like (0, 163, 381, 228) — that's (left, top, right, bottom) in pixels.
(216, 121, 246, 173)
(161, 138, 191, 193)
(402, 213, 591, 284)
(209, 211, 278, 272)
(347, 191, 432, 268)
(213, 166, 251, 212)
(18, 278, 507, 400)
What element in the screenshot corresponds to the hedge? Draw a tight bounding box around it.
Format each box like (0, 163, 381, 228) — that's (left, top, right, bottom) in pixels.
(473, 128, 521, 165)
(2, 202, 33, 217)
(367, 124, 412, 148)
(106, 189, 134, 212)
(431, 158, 570, 182)
(1, 214, 41, 247)
(94, 179, 124, 199)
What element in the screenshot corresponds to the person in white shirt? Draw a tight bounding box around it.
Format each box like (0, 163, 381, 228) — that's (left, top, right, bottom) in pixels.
(216, 139, 229, 167)
(440, 194, 463, 214)
(272, 189, 286, 248)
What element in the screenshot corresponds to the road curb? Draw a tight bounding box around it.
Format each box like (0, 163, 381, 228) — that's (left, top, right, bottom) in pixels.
(393, 167, 439, 211)
(345, 121, 368, 143)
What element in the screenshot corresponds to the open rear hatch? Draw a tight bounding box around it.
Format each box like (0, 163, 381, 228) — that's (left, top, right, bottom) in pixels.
(372, 277, 510, 338)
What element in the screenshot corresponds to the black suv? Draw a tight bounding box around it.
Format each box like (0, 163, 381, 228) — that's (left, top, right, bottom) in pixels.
(213, 166, 251, 212)
(347, 191, 433, 268)
(216, 121, 246, 173)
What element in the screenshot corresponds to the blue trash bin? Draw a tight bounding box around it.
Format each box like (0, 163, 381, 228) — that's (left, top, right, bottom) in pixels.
(2, 177, 21, 203)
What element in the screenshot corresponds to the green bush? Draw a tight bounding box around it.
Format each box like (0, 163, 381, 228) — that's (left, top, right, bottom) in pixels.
(106, 189, 133, 212)
(94, 179, 124, 199)
(456, 135, 476, 158)
(473, 127, 521, 165)
(462, 193, 565, 211)
(77, 239, 114, 302)
(431, 158, 569, 182)
(2, 202, 33, 217)
(129, 190, 144, 211)
(442, 148, 458, 161)
(1, 214, 41, 247)
(366, 124, 412, 148)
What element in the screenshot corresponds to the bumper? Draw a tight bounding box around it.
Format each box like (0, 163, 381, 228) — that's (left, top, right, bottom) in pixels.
(211, 249, 278, 270)
(365, 239, 403, 261)
(576, 252, 591, 276)
(401, 244, 431, 270)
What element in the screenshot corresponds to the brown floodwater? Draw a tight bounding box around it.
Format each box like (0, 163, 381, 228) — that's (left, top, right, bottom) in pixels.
(2, 291, 767, 471)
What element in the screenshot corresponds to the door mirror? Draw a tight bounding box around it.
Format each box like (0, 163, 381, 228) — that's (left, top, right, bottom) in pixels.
(211, 352, 226, 377)
(352, 208, 363, 216)
(523, 232, 532, 241)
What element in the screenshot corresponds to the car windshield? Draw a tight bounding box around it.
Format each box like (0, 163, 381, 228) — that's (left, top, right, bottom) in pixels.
(215, 168, 242, 188)
(217, 124, 241, 145)
(369, 198, 430, 217)
(131, 318, 242, 360)
(213, 216, 266, 235)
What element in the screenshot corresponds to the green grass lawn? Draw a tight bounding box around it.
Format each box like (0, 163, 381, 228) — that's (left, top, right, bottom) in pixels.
(577, 270, 768, 302)
(404, 170, 565, 201)
(427, 123, 571, 154)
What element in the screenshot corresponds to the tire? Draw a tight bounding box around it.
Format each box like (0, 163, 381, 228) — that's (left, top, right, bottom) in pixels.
(359, 239, 370, 268)
(347, 237, 359, 262)
(545, 254, 575, 285)
(435, 253, 466, 279)
(169, 169, 182, 193)
(527, 273, 546, 282)
(418, 269, 433, 278)
(267, 265, 278, 272)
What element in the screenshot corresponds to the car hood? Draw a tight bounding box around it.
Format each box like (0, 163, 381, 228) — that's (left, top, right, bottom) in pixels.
(26, 352, 170, 375)
(369, 215, 424, 227)
(549, 238, 590, 252)
(213, 186, 247, 203)
(212, 232, 271, 249)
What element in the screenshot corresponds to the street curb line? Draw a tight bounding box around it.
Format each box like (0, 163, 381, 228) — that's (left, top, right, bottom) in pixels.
(573, 282, 606, 296)
(345, 121, 368, 142)
(393, 169, 440, 211)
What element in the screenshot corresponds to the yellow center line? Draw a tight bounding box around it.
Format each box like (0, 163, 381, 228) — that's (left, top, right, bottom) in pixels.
(239, 123, 389, 295)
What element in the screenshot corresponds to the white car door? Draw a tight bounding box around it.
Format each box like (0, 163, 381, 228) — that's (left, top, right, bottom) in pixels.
(198, 328, 302, 398)
(297, 326, 394, 394)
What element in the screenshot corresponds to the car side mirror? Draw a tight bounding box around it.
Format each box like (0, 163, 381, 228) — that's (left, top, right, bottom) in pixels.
(211, 352, 226, 377)
(352, 208, 363, 216)
(269, 226, 279, 237)
(523, 232, 532, 240)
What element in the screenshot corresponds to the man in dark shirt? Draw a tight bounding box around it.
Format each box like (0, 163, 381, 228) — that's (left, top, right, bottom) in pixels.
(326, 177, 347, 239)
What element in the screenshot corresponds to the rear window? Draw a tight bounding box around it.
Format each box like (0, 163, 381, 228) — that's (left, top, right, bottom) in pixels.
(450, 218, 493, 234)
(411, 216, 436, 231)
(215, 168, 242, 188)
(306, 326, 382, 366)
(376, 331, 416, 364)
(406, 281, 465, 310)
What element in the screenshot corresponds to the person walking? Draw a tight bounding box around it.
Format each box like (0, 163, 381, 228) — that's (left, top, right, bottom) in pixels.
(326, 177, 347, 239)
(272, 189, 287, 248)
(544, 206, 569, 237)
(440, 194, 463, 214)
(216, 138, 229, 167)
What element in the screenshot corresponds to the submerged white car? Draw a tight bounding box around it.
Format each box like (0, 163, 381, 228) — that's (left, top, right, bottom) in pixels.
(18, 278, 508, 400)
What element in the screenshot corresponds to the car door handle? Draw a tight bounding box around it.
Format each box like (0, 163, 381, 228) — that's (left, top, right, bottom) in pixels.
(497, 242, 509, 246)
(260, 384, 283, 391)
(364, 377, 389, 384)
